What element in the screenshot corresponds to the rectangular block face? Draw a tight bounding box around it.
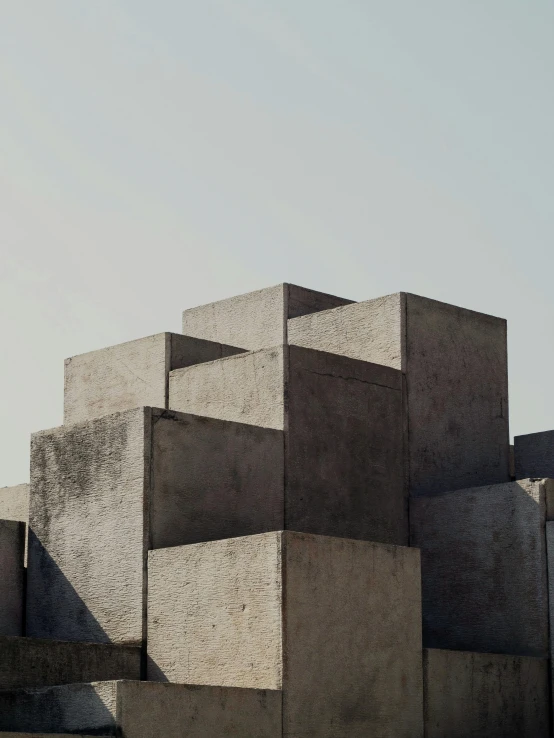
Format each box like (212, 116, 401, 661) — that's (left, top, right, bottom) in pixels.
(181, 283, 353, 351)
(411, 480, 549, 656)
(148, 532, 423, 738)
(0, 636, 141, 689)
(0, 521, 24, 637)
(515, 430, 554, 479)
(0, 484, 29, 523)
(289, 292, 510, 496)
(64, 332, 243, 425)
(545, 523, 554, 718)
(424, 649, 550, 738)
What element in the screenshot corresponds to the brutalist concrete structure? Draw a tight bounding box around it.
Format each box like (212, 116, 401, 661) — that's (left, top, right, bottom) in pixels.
(0, 282, 552, 737)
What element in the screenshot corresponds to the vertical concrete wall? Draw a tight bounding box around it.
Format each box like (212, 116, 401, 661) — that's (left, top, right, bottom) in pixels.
(0, 484, 29, 523)
(545, 522, 554, 720)
(0, 520, 25, 636)
(515, 430, 554, 479)
(411, 480, 549, 656)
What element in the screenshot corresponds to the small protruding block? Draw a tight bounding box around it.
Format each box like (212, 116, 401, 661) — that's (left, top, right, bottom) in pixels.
(0, 484, 29, 523)
(515, 430, 554, 480)
(0, 520, 25, 637)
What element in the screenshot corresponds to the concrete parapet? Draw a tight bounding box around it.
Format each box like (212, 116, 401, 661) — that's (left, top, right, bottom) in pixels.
(0, 485, 29, 523)
(148, 531, 423, 738)
(0, 521, 25, 637)
(411, 480, 550, 656)
(64, 332, 243, 425)
(181, 283, 353, 351)
(288, 292, 510, 496)
(515, 430, 554, 480)
(170, 345, 407, 545)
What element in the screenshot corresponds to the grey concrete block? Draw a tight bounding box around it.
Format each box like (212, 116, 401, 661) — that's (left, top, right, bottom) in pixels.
(423, 649, 550, 738)
(0, 636, 140, 690)
(544, 522, 554, 720)
(515, 430, 554, 480)
(64, 332, 244, 425)
(0, 681, 281, 737)
(0, 734, 105, 737)
(411, 480, 550, 656)
(148, 532, 423, 738)
(0, 521, 24, 637)
(181, 283, 353, 351)
(169, 345, 407, 545)
(0, 484, 29, 523)
(27, 407, 283, 644)
(289, 292, 510, 496)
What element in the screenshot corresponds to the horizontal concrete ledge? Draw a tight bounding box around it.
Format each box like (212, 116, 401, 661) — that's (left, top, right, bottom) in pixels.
(0, 734, 110, 737)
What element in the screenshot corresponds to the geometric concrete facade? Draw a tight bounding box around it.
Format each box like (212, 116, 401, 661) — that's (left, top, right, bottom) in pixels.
(0, 520, 25, 637)
(0, 483, 29, 523)
(515, 429, 554, 480)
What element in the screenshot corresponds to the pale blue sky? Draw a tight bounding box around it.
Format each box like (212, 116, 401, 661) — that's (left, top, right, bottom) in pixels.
(1, 1, 553, 484)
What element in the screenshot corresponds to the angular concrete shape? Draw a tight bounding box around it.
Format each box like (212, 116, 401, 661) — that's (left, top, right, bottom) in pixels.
(515, 430, 554, 480)
(64, 332, 244, 425)
(0, 636, 141, 690)
(289, 292, 510, 496)
(148, 532, 423, 738)
(170, 345, 407, 545)
(424, 649, 550, 738)
(27, 407, 283, 644)
(0, 521, 25, 637)
(181, 283, 353, 351)
(410, 480, 550, 656)
(0, 681, 281, 737)
(0, 484, 29, 523)
(545, 522, 554, 719)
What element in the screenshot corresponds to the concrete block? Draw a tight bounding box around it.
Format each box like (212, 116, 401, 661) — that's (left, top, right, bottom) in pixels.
(181, 283, 353, 351)
(148, 532, 423, 738)
(64, 332, 243, 425)
(0, 521, 24, 637)
(0, 484, 29, 523)
(289, 292, 510, 496)
(0, 681, 281, 737)
(410, 480, 550, 656)
(0, 636, 140, 690)
(169, 345, 407, 545)
(27, 407, 283, 644)
(424, 649, 550, 738)
(545, 522, 554, 719)
(515, 430, 554, 479)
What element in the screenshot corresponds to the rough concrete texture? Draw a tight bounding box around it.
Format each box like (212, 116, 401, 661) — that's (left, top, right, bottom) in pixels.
(424, 649, 550, 738)
(170, 345, 407, 545)
(0, 636, 140, 690)
(27, 407, 283, 644)
(0, 734, 105, 737)
(0, 681, 281, 737)
(289, 292, 510, 496)
(148, 532, 423, 738)
(411, 480, 549, 656)
(0, 521, 24, 637)
(64, 332, 243, 425)
(0, 484, 29, 523)
(182, 283, 353, 351)
(545, 522, 554, 718)
(515, 430, 554, 479)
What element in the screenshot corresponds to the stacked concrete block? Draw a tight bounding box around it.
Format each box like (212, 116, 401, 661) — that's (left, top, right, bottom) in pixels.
(64, 332, 243, 424)
(0, 520, 25, 637)
(515, 430, 554, 479)
(147, 531, 423, 738)
(0, 484, 29, 523)
(170, 345, 408, 545)
(288, 292, 510, 496)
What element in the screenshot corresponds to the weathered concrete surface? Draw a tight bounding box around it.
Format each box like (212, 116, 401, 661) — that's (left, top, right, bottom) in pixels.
(545, 522, 554, 719)
(170, 345, 407, 545)
(64, 332, 243, 425)
(0, 636, 140, 689)
(0, 734, 105, 737)
(0, 521, 24, 637)
(27, 407, 283, 644)
(424, 649, 550, 738)
(148, 532, 423, 738)
(0, 681, 281, 737)
(411, 480, 549, 656)
(289, 292, 510, 496)
(0, 484, 29, 523)
(515, 430, 554, 480)
(182, 283, 353, 351)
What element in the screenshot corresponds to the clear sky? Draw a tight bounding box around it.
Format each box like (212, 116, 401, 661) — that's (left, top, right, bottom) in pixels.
(1, 1, 553, 485)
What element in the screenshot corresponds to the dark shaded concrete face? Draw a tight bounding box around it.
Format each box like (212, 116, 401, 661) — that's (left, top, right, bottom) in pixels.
(514, 430, 554, 479)
(0, 520, 25, 636)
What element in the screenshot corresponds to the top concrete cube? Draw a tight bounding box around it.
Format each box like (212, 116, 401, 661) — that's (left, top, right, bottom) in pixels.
(181, 283, 353, 351)
(64, 332, 243, 424)
(515, 430, 554, 480)
(289, 292, 510, 496)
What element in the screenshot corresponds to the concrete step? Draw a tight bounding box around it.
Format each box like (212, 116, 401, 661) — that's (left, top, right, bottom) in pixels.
(0, 680, 281, 737)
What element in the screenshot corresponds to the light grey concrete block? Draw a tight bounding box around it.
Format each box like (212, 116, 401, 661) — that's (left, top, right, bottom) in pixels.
(27, 407, 283, 644)
(148, 532, 423, 738)
(289, 292, 510, 496)
(64, 332, 244, 425)
(170, 345, 407, 545)
(0, 521, 24, 637)
(0, 681, 281, 737)
(0, 484, 29, 523)
(424, 649, 550, 738)
(411, 480, 550, 656)
(0, 636, 140, 690)
(515, 430, 554, 480)
(181, 283, 353, 351)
